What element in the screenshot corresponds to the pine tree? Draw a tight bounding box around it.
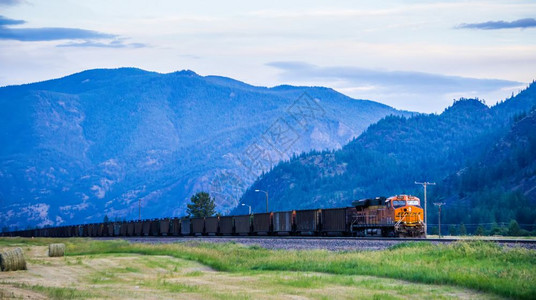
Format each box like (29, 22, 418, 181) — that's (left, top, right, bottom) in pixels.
(508, 220, 521, 236)
(448, 225, 458, 236)
(187, 192, 216, 218)
(459, 223, 467, 235)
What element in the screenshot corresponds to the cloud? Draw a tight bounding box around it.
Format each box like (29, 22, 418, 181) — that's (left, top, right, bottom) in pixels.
(0, 0, 24, 6)
(267, 61, 522, 94)
(178, 54, 201, 59)
(0, 26, 116, 42)
(0, 15, 123, 42)
(267, 61, 525, 112)
(246, 3, 475, 20)
(0, 15, 24, 26)
(457, 18, 536, 30)
(57, 40, 146, 48)
(0, 14, 145, 46)
(0, 15, 147, 47)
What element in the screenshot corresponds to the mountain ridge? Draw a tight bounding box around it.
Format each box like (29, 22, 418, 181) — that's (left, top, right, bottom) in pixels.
(0, 68, 412, 229)
(235, 83, 536, 226)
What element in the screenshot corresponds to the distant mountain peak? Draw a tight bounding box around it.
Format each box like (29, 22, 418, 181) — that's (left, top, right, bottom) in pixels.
(271, 84, 297, 90)
(443, 98, 489, 115)
(68, 67, 152, 78)
(451, 98, 487, 108)
(171, 70, 199, 77)
(270, 84, 335, 93)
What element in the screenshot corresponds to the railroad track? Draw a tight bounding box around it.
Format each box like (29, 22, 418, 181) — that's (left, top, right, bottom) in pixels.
(100, 235, 536, 243)
(95, 236, 536, 251)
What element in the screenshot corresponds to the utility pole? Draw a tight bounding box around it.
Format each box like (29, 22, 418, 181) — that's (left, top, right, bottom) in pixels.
(138, 198, 141, 221)
(255, 189, 269, 213)
(434, 202, 446, 238)
(415, 181, 436, 237)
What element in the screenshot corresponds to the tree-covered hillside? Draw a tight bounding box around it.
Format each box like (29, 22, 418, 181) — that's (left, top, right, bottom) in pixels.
(0, 68, 410, 229)
(430, 105, 536, 233)
(237, 83, 536, 233)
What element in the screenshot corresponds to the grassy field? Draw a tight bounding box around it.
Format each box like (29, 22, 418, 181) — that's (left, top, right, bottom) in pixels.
(426, 235, 536, 240)
(0, 238, 535, 299)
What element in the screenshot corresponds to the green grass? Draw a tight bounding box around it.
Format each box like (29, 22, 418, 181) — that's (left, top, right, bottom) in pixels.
(0, 237, 69, 247)
(124, 266, 141, 273)
(144, 278, 201, 293)
(184, 270, 204, 277)
(272, 273, 328, 288)
(11, 283, 98, 299)
(88, 270, 120, 284)
(59, 239, 535, 299)
(1, 237, 534, 299)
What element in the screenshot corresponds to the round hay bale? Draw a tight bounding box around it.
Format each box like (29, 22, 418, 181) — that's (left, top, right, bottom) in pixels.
(0, 247, 27, 271)
(48, 243, 65, 257)
(17, 247, 27, 270)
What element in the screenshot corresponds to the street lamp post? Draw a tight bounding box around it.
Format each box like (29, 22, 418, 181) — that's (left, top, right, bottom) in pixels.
(241, 203, 252, 215)
(415, 181, 436, 237)
(254, 189, 269, 213)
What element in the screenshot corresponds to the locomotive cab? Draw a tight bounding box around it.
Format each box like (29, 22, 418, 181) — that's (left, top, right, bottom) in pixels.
(387, 195, 425, 237)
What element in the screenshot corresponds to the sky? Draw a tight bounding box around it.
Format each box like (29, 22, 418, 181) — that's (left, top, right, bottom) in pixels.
(0, 0, 535, 113)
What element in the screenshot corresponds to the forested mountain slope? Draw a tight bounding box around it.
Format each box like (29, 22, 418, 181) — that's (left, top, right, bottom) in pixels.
(0, 68, 409, 229)
(237, 83, 536, 229)
(431, 105, 536, 232)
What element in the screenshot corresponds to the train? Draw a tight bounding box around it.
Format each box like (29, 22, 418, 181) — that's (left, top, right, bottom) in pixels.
(1, 195, 425, 238)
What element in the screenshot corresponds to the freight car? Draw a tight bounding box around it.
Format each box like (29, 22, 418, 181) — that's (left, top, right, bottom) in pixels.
(2, 195, 425, 238)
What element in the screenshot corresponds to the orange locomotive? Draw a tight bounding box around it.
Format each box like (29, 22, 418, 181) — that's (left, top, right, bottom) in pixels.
(352, 195, 425, 237)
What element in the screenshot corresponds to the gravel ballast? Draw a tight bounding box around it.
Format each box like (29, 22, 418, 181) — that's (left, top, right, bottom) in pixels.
(96, 237, 536, 251)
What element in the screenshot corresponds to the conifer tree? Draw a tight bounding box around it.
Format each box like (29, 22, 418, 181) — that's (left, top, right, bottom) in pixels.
(187, 192, 216, 218)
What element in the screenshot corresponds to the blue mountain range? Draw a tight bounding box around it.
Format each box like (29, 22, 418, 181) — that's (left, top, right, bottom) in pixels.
(0, 68, 410, 229)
